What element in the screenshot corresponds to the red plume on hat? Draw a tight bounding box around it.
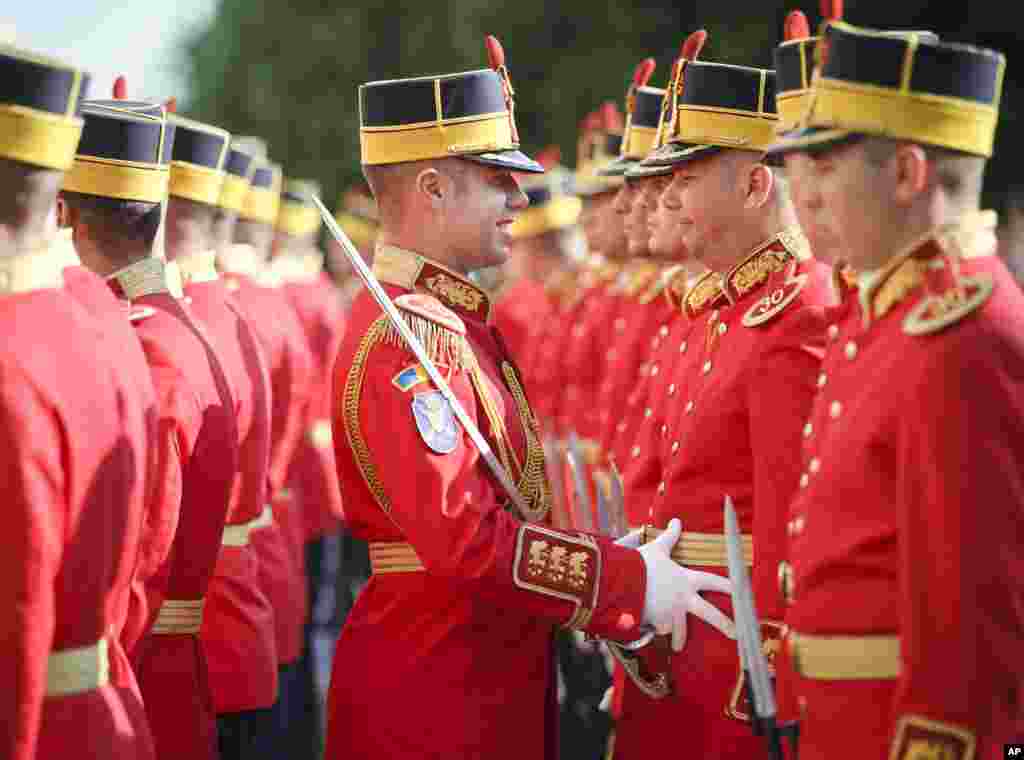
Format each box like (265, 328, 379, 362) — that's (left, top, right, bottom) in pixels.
(600, 101, 623, 132)
(485, 34, 519, 145)
(785, 11, 811, 41)
(816, 0, 842, 69)
(633, 58, 656, 89)
(112, 75, 127, 99)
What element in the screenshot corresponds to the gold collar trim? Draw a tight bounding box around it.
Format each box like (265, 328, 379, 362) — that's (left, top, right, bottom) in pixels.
(858, 210, 998, 326)
(721, 226, 808, 305)
(683, 269, 726, 319)
(0, 244, 66, 294)
(373, 244, 491, 322)
(174, 250, 220, 286)
(106, 256, 176, 300)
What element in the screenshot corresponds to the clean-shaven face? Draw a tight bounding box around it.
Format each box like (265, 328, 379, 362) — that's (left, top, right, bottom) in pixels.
(442, 160, 528, 271)
(783, 152, 845, 266)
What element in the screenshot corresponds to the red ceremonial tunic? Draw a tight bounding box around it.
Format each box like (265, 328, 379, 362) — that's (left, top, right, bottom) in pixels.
(326, 245, 648, 760)
(173, 251, 279, 714)
(527, 267, 583, 434)
(492, 274, 548, 369)
(107, 258, 239, 760)
(780, 212, 1024, 760)
(220, 244, 316, 666)
(0, 248, 154, 760)
(273, 253, 346, 540)
(614, 229, 829, 759)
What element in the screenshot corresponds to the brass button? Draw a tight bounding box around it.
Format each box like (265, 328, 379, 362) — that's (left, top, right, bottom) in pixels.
(615, 318, 627, 332)
(788, 516, 805, 536)
(679, 341, 688, 353)
(644, 407, 652, 418)
(718, 322, 728, 336)
(803, 422, 813, 438)
(817, 373, 827, 389)
(660, 423, 668, 436)
(671, 441, 679, 454)
(827, 324, 839, 340)
(657, 481, 666, 495)
(660, 325, 670, 337)
(668, 383, 676, 396)
(573, 325, 585, 338)
(651, 365, 660, 376)
(830, 401, 842, 419)
(711, 309, 719, 320)
(799, 473, 809, 488)
(702, 361, 712, 374)
(685, 400, 694, 414)
(652, 337, 661, 350)
(809, 457, 821, 474)
(845, 341, 858, 360)
(631, 445, 641, 458)
(617, 422, 627, 433)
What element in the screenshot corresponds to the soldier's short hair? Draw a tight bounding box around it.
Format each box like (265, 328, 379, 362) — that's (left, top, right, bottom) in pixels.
(61, 191, 162, 247)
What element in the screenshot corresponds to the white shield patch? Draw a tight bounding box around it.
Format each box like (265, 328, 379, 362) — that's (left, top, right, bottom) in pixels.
(411, 391, 460, 454)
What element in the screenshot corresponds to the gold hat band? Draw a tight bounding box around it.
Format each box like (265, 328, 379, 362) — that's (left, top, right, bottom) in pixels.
(336, 212, 378, 248)
(239, 185, 280, 224)
(169, 161, 225, 206)
(63, 157, 169, 203)
(276, 200, 321, 237)
(621, 124, 659, 161)
(807, 77, 999, 157)
(675, 106, 778, 152)
(0, 105, 84, 171)
(775, 90, 811, 136)
(510, 195, 582, 238)
(361, 112, 515, 165)
(218, 174, 250, 213)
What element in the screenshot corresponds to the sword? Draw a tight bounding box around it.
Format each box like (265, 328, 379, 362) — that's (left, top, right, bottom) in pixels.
(565, 431, 594, 532)
(543, 436, 569, 530)
(608, 459, 628, 539)
(724, 495, 798, 760)
(314, 195, 530, 517)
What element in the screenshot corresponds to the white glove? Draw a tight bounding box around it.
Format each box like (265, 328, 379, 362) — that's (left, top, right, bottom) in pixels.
(637, 518, 736, 652)
(598, 685, 614, 713)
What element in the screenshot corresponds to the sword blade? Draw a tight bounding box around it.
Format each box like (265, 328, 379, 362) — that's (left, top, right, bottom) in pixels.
(608, 459, 628, 539)
(724, 495, 777, 720)
(565, 432, 593, 532)
(314, 195, 530, 517)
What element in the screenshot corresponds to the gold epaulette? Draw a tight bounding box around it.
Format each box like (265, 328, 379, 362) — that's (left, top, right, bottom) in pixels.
(664, 266, 693, 310)
(380, 293, 468, 372)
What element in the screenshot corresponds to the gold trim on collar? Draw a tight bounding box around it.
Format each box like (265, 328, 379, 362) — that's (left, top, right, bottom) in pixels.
(858, 210, 998, 326)
(722, 228, 804, 304)
(373, 244, 491, 321)
(106, 257, 174, 299)
(0, 244, 66, 294)
(683, 269, 725, 318)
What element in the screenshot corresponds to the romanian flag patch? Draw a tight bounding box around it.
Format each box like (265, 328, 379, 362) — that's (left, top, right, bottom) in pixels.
(392, 363, 430, 392)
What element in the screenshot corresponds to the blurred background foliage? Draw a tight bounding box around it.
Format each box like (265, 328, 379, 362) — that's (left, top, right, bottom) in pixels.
(184, 0, 1019, 211)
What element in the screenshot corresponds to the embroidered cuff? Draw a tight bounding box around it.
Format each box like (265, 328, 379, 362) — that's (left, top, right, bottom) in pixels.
(513, 524, 600, 628)
(889, 714, 976, 760)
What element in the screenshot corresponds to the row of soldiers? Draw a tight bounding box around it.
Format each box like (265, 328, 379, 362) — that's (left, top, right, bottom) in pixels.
(324, 7, 1023, 760)
(0, 42, 384, 760)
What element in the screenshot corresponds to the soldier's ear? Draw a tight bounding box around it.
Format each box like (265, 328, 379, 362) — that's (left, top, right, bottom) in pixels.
(891, 143, 929, 205)
(744, 163, 775, 211)
(415, 167, 446, 205)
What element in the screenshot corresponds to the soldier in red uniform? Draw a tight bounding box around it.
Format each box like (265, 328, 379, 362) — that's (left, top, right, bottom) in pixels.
(0, 45, 156, 760)
(161, 119, 280, 760)
(326, 37, 737, 760)
(61, 99, 239, 760)
(770, 20, 1023, 760)
(219, 151, 316, 757)
(611, 32, 831, 760)
(271, 177, 347, 756)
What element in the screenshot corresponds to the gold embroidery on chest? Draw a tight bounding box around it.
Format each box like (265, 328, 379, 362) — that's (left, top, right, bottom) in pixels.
(424, 273, 485, 312)
(684, 272, 722, 316)
(500, 361, 551, 523)
(729, 248, 789, 297)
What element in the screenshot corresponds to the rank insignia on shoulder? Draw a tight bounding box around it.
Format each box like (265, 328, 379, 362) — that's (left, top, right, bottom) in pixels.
(890, 714, 975, 760)
(128, 305, 156, 322)
(902, 274, 993, 336)
(392, 363, 431, 392)
(742, 273, 807, 327)
(411, 390, 460, 454)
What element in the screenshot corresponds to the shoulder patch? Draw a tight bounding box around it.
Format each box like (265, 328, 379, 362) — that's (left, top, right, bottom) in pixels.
(128, 305, 156, 322)
(395, 293, 466, 335)
(392, 363, 431, 392)
(742, 273, 807, 327)
(411, 390, 461, 454)
(902, 273, 993, 336)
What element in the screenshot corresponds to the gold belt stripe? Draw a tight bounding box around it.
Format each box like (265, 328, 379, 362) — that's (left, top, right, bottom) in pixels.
(46, 638, 109, 697)
(642, 526, 754, 567)
(151, 598, 206, 635)
(369, 542, 425, 574)
(788, 631, 902, 680)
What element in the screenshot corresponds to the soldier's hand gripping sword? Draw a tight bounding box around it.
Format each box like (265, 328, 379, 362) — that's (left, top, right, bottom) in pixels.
(314, 195, 531, 517)
(724, 495, 798, 760)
